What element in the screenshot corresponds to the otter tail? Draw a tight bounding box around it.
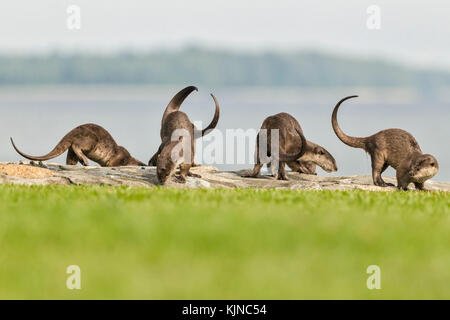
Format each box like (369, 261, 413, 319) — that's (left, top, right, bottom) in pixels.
(331, 95, 366, 149)
(196, 93, 220, 137)
(10, 137, 71, 161)
(161, 86, 198, 125)
(278, 127, 308, 162)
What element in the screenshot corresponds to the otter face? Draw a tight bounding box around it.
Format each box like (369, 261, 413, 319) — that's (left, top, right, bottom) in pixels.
(110, 147, 144, 166)
(409, 154, 439, 183)
(126, 157, 145, 166)
(116, 146, 144, 166)
(156, 158, 176, 184)
(156, 137, 184, 184)
(307, 146, 338, 173)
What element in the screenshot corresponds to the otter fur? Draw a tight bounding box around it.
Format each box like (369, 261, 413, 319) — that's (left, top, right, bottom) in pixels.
(153, 86, 220, 184)
(11, 123, 145, 167)
(243, 112, 337, 180)
(331, 95, 439, 190)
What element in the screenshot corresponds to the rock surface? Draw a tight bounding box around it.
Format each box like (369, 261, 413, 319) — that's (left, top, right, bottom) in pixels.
(0, 161, 449, 192)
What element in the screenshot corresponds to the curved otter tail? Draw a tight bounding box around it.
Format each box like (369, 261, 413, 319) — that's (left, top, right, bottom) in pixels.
(162, 86, 198, 125)
(197, 93, 220, 137)
(332, 95, 366, 149)
(278, 128, 307, 162)
(10, 137, 71, 161)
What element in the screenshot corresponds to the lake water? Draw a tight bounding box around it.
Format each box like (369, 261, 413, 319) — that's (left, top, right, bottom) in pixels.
(0, 86, 449, 181)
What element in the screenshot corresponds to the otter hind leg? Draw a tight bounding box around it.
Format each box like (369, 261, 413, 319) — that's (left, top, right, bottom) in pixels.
(242, 143, 264, 178)
(71, 145, 89, 166)
(266, 162, 279, 177)
(242, 163, 263, 178)
(66, 148, 79, 165)
(148, 142, 166, 166)
(371, 153, 392, 187)
(277, 162, 288, 180)
(380, 162, 395, 187)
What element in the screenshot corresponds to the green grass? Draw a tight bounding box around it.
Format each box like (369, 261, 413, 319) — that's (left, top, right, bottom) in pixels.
(0, 185, 449, 299)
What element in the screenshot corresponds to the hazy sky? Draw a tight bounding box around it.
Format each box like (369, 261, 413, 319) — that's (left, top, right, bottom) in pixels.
(1, 0, 449, 68)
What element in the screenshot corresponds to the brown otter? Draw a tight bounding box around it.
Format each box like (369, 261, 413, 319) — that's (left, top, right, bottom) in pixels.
(11, 123, 145, 167)
(332, 95, 439, 190)
(154, 87, 220, 184)
(149, 86, 219, 167)
(243, 112, 337, 180)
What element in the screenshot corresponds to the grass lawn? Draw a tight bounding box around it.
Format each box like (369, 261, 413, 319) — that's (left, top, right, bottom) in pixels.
(0, 185, 449, 299)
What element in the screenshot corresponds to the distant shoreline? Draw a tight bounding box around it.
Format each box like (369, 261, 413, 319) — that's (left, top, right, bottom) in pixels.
(0, 85, 448, 104)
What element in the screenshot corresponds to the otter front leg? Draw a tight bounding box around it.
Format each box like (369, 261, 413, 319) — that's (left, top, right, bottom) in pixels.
(396, 169, 411, 191)
(397, 181, 410, 191)
(148, 143, 165, 166)
(187, 171, 201, 178)
(175, 164, 192, 183)
(414, 182, 426, 191)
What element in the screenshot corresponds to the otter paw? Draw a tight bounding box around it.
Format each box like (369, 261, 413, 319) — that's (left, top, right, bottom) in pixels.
(188, 172, 201, 178)
(241, 173, 257, 178)
(385, 182, 395, 187)
(175, 175, 186, 183)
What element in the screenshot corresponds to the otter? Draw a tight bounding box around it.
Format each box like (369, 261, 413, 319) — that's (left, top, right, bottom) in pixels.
(243, 112, 337, 180)
(154, 86, 220, 184)
(11, 123, 145, 167)
(332, 95, 439, 190)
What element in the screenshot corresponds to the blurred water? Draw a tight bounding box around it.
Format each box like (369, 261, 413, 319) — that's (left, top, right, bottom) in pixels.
(0, 86, 448, 181)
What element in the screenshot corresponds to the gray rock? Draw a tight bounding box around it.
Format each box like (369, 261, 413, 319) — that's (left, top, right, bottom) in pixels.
(1, 161, 449, 192)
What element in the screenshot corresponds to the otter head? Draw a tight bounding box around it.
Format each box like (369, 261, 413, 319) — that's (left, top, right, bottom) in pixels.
(299, 143, 338, 173)
(112, 146, 145, 166)
(157, 137, 184, 184)
(409, 154, 439, 183)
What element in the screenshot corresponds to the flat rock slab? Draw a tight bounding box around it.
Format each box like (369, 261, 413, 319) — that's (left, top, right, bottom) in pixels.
(0, 161, 449, 192)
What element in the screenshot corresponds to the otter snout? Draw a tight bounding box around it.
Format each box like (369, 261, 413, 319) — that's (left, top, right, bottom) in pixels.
(411, 166, 438, 183)
(319, 158, 338, 173)
(157, 173, 169, 184)
(409, 155, 439, 183)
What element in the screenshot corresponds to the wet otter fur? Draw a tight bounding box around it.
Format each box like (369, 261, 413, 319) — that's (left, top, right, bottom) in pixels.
(243, 112, 337, 180)
(11, 123, 145, 167)
(332, 95, 439, 190)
